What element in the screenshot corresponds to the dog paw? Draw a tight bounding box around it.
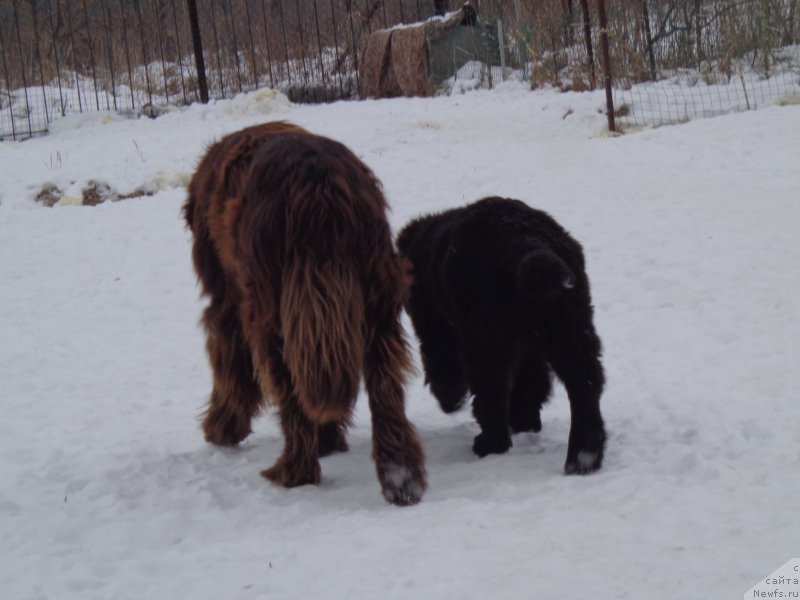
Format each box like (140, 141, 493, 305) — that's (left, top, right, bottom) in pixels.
(203, 413, 251, 446)
(473, 431, 512, 457)
(565, 423, 606, 474)
(378, 463, 426, 507)
(564, 450, 603, 475)
(261, 457, 321, 488)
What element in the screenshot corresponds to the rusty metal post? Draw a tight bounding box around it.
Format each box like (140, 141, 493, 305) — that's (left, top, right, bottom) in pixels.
(186, 0, 209, 102)
(597, 0, 616, 132)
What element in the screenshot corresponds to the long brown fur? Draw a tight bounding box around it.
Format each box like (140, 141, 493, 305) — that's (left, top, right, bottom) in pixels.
(184, 122, 426, 505)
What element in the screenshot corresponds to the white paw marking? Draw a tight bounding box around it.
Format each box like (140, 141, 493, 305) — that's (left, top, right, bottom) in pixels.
(577, 451, 599, 469)
(382, 463, 424, 503)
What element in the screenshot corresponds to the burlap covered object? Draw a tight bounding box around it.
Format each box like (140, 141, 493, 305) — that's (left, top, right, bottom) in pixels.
(359, 9, 466, 99)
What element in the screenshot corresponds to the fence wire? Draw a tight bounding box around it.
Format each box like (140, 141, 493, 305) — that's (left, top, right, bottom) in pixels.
(2, 0, 800, 140)
(0, 0, 440, 140)
(482, 0, 800, 128)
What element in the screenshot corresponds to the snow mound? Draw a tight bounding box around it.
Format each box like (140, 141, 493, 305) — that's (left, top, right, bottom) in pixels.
(215, 88, 291, 118)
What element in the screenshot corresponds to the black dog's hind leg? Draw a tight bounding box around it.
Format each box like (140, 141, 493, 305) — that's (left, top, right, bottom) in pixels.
(546, 323, 606, 474)
(509, 352, 552, 433)
(408, 299, 469, 413)
(462, 340, 513, 457)
(318, 422, 349, 457)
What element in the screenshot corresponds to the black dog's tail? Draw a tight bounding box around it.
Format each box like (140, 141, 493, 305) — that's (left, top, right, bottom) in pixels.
(515, 250, 575, 299)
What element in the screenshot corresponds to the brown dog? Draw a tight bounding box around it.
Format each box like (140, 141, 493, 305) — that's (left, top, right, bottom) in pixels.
(183, 122, 426, 505)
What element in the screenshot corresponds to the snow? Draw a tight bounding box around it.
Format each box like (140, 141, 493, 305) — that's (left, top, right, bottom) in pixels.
(1, 85, 799, 600)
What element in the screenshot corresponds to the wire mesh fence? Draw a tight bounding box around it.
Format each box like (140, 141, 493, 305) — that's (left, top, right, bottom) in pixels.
(478, 0, 800, 128)
(0, 0, 442, 140)
(2, 0, 800, 141)
(609, 1, 800, 127)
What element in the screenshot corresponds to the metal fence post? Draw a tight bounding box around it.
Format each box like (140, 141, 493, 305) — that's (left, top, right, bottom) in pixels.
(597, 0, 616, 132)
(186, 0, 209, 102)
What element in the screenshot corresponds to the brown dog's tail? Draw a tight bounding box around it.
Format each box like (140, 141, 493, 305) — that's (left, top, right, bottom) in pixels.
(278, 256, 365, 424)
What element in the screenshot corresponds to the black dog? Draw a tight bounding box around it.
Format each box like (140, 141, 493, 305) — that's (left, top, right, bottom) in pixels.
(397, 197, 606, 474)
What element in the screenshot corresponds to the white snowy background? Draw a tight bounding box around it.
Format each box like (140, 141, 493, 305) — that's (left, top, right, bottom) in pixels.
(1, 83, 799, 599)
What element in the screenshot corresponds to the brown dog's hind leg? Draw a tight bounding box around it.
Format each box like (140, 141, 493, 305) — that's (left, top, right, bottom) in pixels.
(363, 284, 427, 506)
(260, 336, 322, 487)
(200, 298, 264, 447)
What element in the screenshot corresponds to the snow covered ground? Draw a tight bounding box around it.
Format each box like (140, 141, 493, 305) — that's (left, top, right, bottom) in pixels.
(1, 84, 799, 599)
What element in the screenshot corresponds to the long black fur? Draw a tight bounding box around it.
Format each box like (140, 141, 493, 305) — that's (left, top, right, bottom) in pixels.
(397, 197, 606, 474)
